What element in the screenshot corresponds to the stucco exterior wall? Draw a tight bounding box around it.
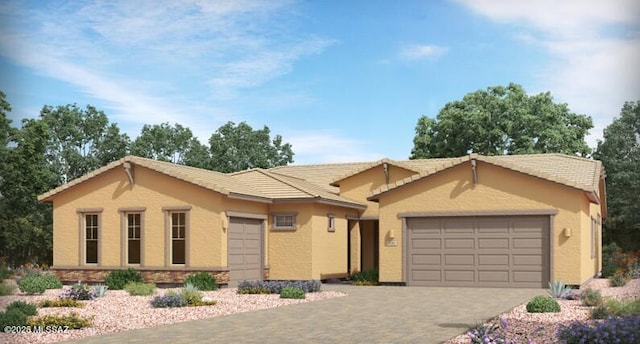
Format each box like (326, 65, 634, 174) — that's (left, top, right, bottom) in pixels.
(349, 220, 361, 274)
(376, 161, 592, 285)
(267, 203, 314, 280)
(339, 165, 415, 218)
(311, 206, 349, 279)
(52, 165, 225, 269)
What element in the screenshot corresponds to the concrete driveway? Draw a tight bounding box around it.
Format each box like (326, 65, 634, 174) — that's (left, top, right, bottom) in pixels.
(70, 284, 544, 344)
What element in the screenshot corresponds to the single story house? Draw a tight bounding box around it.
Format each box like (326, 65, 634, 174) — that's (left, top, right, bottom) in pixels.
(38, 153, 606, 288)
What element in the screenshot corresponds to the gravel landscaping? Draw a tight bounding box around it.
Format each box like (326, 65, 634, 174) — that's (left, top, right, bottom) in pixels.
(444, 278, 640, 344)
(0, 286, 346, 344)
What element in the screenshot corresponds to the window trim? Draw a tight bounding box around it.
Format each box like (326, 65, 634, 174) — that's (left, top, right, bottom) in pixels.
(164, 209, 190, 266)
(327, 214, 336, 232)
(77, 209, 103, 266)
(271, 212, 297, 230)
(123, 212, 144, 266)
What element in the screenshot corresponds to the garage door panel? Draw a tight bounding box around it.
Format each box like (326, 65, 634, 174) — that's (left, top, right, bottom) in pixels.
(444, 238, 474, 249)
(407, 216, 549, 288)
(412, 238, 441, 249)
(445, 254, 474, 265)
(478, 254, 509, 266)
(412, 254, 440, 265)
(444, 270, 474, 282)
(478, 238, 509, 249)
(478, 270, 509, 283)
(412, 270, 441, 281)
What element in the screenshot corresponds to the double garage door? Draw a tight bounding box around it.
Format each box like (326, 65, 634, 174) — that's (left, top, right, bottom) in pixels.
(228, 217, 263, 287)
(406, 216, 550, 288)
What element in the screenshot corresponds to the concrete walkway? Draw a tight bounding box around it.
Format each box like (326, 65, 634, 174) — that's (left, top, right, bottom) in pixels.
(68, 284, 544, 344)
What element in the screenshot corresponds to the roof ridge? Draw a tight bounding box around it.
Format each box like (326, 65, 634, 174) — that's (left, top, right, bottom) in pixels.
(269, 160, 376, 169)
(259, 169, 319, 197)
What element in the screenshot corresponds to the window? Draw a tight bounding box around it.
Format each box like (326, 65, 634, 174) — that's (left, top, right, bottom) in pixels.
(591, 217, 597, 259)
(272, 213, 296, 230)
(85, 214, 99, 264)
(328, 214, 336, 232)
(171, 212, 186, 264)
(127, 213, 141, 264)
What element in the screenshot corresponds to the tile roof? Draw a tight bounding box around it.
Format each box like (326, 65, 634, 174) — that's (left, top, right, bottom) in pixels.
(269, 161, 372, 193)
(328, 158, 420, 186)
(367, 154, 603, 201)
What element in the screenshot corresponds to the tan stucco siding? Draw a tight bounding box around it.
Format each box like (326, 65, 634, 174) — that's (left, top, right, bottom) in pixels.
(349, 220, 361, 274)
(51, 166, 225, 268)
(311, 206, 348, 279)
(339, 165, 415, 218)
(377, 161, 587, 285)
(267, 203, 313, 280)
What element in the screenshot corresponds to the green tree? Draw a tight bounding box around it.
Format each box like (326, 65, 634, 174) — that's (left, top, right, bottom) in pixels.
(410, 83, 593, 158)
(130, 122, 208, 165)
(208, 121, 294, 173)
(40, 104, 129, 183)
(594, 101, 640, 250)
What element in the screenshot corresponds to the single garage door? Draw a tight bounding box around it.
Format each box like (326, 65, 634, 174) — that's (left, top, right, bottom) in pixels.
(228, 217, 263, 287)
(407, 216, 549, 288)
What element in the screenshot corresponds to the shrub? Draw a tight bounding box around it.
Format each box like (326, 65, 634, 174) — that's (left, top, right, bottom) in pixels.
(0, 309, 27, 329)
(581, 288, 603, 307)
(125, 282, 156, 296)
(467, 321, 509, 344)
(184, 272, 218, 291)
(350, 269, 379, 286)
(526, 296, 561, 313)
(563, 290, 581, 300)
(6, 301, 37, 316)
(280, 286, 305, 299)
(61, 281, 96, 300)
(0, 282, 16, 296)
(92, 284, 108, 298)
(609, 272, 628, 287)
(0, 265, 13, 281)
(104, 268, 143, 290)
(237, 280, 321, 294)
(27, 313, 92, 329)
(558, 315, 640, 344)
(602, 243, 622, 278)
(39, 298, 84, 308)
(597, 298, 640, 318)
(40, 273, 62, 289)
(548, 280, 573, 298)
(151, 293, 187, 308)
(17, 274, 47, 294)
(592, 305, 610, 319)
(181, 283, 204, 306)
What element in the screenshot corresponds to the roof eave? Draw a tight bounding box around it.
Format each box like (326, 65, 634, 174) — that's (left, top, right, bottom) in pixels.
(227, 192, 273, 204)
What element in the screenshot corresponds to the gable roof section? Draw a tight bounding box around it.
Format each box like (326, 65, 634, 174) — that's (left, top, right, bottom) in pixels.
(269, 161, 373, 193)
(38, 156, 270, 202)
(328, 158, 420, 186)
(231, 169, 365, 209)
(368, 154, 604, 203)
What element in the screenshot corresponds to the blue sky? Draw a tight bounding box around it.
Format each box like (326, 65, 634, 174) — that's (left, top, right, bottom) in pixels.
(1, 1, 638, 164)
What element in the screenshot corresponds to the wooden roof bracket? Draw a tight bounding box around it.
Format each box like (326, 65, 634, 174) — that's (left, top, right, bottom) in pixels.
(123, 162, 134, 185)
(471, 158, 478, 185)
(383, 162, 390, 184)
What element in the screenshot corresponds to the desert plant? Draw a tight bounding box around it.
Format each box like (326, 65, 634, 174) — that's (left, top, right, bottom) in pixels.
(467, 321, 511, 344)
(125, 282, 156, 296)
(0, 264, 13, 281)
(599, 298, 640, 317)
(526, 296, 561, 313)
(61, 281, 96, 300)
(280, 286, 305, 299)
(150, 293, 187, 308)
(548, 280, 573, 298)
(181, 283, 203, 306)
(27, 312, 92, 329)
(0, 309, 28, 329)
(558, 315, 640, 344)
(6, 301, 37, 316)
(184, 272, 218, 291)
(237, 280, 321, 294)
(350, 269, 379, 286)
(17, 274, 47, 294)
(39, 273, 62, 289)
(92, 284, 108, 298)
(104, 268, 143, 290)
(39, 298, 84, 308)
(609, 272, 628, 287)
(0, 282, 16, 296)
(581, 288, 604, 307)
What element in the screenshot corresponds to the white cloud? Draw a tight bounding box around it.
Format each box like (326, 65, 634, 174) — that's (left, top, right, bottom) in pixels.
(286, 131, 384, 164)
(400, 44, 449, 60)
(455, 0, 640, 147)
